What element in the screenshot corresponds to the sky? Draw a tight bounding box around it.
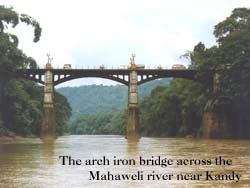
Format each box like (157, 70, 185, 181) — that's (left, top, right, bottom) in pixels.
(1, 0, 250, 87)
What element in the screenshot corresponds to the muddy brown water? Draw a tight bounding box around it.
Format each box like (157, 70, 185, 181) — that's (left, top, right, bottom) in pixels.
(0, 135, 249, 188)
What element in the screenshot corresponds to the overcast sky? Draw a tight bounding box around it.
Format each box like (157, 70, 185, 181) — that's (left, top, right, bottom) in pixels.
(1, 0, 250, 87)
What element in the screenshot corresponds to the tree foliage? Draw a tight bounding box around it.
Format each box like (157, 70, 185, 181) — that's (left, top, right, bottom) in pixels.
(0, 5, 41, 41)
(54, 91, 72, 135)
(0, 5, 41, 73)
(2, 79, 71, 136)
(214, 8, 250, 41)
(0, 5, 71, 137)
(57, 78, 170, 117)
(144, 7, 250, 138)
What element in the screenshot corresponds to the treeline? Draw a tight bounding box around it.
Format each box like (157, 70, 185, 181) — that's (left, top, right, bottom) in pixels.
(57, 78, 170, 116)
(139, 79, 207, 137)
(70, 111, 126, 135)
(0, 79, 71, 137)
(69, 79, 205, 137)
(0, 6, 71, 137)
(70, 8, 250, 139)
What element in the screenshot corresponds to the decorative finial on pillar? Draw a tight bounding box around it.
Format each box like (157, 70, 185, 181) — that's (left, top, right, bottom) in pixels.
(130, 53, 136, 64)
(47, 53, 53, 64)
(46, 53, 53, 69)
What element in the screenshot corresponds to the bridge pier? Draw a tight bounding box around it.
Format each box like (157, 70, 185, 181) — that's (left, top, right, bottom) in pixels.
(201, 72, 231, 138)
(41, 70, 56, 140)
(127, 71, 140, 139)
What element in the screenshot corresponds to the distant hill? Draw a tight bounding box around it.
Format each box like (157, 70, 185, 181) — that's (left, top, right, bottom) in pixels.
(57, 78, 170, 117)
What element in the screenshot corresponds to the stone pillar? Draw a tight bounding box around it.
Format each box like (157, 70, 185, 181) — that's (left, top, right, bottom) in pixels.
(201, 72, 230, 138)
(127, 71, 140, 139)
(41, 70, 56, 140)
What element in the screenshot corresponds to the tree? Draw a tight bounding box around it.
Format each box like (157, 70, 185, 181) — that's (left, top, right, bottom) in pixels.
(0, 5, 42, 136)
(0, 5, 41, 72)
(0, 6, 72, 137)
(54, 92, 72, 135)
(214, 8, 250, 42)
(183, 7, 250, 138)
(138, 7, 250, 138)
(180, 42, 206, 67)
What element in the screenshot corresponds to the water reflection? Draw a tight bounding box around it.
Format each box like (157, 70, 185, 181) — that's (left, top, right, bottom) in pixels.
(41, 136, 57, 144)
(42, 143, 55, 165)
(126, 138, 139, 157)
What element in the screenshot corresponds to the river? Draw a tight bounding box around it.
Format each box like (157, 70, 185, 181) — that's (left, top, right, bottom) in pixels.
(0, 135, 249, 188)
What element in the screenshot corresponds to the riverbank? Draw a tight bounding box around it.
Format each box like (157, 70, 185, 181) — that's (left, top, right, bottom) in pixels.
(0, 124, 28, 142)
(0, 136, 43, 143)
(0, 136, 24, 142)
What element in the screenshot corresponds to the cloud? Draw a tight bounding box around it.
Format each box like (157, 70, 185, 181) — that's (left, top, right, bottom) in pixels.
(1, 0, 250, 86)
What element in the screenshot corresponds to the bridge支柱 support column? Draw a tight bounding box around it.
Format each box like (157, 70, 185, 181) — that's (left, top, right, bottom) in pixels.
(41, 70, 56, 140)
(127, 70, 140, 139)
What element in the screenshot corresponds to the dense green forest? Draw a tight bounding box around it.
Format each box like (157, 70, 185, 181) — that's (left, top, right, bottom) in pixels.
(69, 111, 126, 135)
(58, 79, 170, 135)
(57, 78, 170, 116)
(68, 79, 205, 136)
(68, 8, 250, 139)
(0, 6, 71, 137)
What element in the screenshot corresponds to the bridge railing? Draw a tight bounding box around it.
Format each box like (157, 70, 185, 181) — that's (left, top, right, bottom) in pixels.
(34, 65, 193, 70)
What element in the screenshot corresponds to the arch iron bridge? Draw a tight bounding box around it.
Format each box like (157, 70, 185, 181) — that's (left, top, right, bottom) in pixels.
(16, 68, 213, 86)
(14, 68, 215, 140)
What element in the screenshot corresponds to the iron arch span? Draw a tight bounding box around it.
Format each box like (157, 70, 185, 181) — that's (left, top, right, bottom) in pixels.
(15, 68, 215, 139)
(16, 68, 213, 86)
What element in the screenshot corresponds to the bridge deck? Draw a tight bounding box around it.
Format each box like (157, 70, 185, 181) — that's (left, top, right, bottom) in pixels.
(18, 68, 198, 74)
(16, 68, 213, 86)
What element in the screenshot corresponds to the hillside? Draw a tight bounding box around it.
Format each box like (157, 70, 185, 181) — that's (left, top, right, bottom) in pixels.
(57, 78, 170, 117)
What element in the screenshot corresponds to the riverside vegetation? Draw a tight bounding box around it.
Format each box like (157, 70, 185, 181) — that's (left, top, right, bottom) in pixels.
(1, 6, 250, 139)
(0, 6, 71, 137)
